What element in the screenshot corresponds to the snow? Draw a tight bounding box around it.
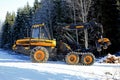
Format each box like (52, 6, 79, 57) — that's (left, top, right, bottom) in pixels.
(0, 49, 30, 62)
(0, 49, 120, 80)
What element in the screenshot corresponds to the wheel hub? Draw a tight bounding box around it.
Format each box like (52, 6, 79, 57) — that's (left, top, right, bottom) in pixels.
(34, 50, 45, 61)
(70, 57, 75, 61)
(68, 54, 77, 63)
(84, 56, 93, 64)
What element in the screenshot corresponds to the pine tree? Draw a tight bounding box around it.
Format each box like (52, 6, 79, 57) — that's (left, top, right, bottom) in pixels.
(12, 3, 33, 43)
(33, 0, 41, 13)
(1, 12, 15, 48)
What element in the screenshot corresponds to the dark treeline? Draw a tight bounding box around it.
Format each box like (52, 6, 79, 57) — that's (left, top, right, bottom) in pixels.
(0, 0, 120, 54)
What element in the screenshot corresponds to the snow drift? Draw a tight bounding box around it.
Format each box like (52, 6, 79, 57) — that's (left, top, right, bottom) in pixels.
(0, 49, 120, 80)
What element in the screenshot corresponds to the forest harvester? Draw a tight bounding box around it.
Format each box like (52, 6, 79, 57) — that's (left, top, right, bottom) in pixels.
(12, 21, 111, 65)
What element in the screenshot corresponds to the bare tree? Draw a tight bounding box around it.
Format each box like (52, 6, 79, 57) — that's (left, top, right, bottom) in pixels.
(79, 0, 92, 49)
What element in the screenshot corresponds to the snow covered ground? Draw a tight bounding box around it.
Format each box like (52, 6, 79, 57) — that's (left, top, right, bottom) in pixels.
(0, 49, 120, 80)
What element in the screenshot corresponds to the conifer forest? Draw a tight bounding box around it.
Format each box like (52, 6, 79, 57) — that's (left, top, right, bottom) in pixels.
(0, 0, 120, 56)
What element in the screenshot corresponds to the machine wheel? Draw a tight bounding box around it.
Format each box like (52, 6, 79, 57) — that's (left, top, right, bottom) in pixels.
(81, 53, 95, 65)
(65, 52, 79, 65)
(30, 47, 49, 63)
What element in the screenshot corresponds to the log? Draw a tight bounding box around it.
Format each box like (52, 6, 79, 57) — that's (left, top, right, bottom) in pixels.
(103, 54, 120, 64)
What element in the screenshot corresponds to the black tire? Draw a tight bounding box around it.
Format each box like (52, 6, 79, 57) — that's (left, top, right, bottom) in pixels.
(30, 46, 49, 63)
(65, 52, 79, 65)
(103, 43, 108, 49)
(81, 53, 95, 65)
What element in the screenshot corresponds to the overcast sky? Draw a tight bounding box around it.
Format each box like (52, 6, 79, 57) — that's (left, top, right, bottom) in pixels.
(0, 0, 35, 22)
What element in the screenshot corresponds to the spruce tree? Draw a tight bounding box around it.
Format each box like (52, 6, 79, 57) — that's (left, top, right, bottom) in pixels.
(1, 12, 15, 48)
(33, 0, 41, 13)
(12, 3, 33, 42)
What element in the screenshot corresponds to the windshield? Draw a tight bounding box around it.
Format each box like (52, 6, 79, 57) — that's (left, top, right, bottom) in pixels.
(32, 28, 39, 38)
(32, 27, 49, 39)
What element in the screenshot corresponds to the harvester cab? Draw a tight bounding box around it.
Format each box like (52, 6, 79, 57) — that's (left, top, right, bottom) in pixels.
(12, 24, 56, 62)
(31, 23, 51, 40)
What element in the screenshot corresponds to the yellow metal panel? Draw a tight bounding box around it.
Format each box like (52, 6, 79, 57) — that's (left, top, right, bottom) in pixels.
(76, 26, 84, 29)
(32, 23, 44, 28)
(98, 38, 110, 43)
(15, 38, 56, 47)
